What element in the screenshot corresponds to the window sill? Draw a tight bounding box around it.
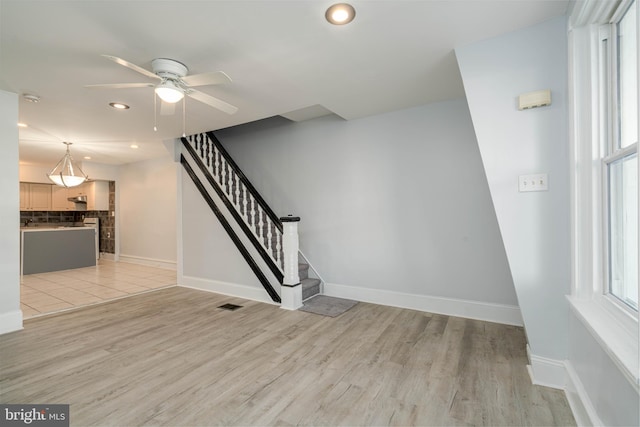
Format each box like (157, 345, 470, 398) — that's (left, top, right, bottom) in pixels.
(567, 295, 639, 391)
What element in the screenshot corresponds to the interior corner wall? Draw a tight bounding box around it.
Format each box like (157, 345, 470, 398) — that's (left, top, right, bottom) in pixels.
(455, 16, 571, 361)
(0, 90, 22, 334)
(118, 155, 177, 267)
(212, 98, 517, 311)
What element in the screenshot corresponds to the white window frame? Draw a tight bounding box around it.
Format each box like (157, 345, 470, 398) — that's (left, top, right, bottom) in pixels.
(599, 3, 639, 315)
(568, 0, 639, 388)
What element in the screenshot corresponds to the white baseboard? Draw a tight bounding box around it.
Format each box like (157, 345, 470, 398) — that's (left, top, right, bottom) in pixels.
(118, 254, 176, 270)
(323, 282, 523, 326)
(526, 349, 566, 389)
(0, 310, 23, 335)
(180, 276, 278, 305)
(564, 360, 604, 427)
(100, 252, 116, 261)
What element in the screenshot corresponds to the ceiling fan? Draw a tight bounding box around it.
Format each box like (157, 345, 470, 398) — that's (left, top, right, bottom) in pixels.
(86, 55, 238, 115)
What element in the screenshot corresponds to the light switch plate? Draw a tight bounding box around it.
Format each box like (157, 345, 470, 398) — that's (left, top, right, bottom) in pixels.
(519, 174, 548, 192)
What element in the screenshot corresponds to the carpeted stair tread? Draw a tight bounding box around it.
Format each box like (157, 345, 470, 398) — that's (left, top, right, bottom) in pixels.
(301, 277, 321, 301)
(299, 263, 310, 280)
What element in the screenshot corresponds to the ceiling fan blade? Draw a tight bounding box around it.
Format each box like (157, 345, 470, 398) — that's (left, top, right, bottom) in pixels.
(181, 71, 232, 87)
(160, 101, 175, 116)
(187, 89, 238, 115)
(85, 83, 154, 89)
(101, 54, 160, 80)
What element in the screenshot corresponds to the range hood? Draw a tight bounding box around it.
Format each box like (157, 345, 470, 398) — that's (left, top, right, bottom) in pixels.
(67, 195, 87, 204)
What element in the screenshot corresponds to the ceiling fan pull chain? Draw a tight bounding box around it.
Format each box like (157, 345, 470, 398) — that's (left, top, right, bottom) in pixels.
(153, 92, 158, 132)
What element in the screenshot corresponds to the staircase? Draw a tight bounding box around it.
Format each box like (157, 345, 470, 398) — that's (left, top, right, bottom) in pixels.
(181, 131, 322, 306)
(299, 263, 321, 301)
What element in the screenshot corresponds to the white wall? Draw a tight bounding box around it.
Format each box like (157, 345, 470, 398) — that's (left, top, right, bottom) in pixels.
(119, 155, 177, 268)
(566, 310, 639, 426)
(0, 90, 22, 334)
(19, 163, 50, 183)
(20, 161, 118, 183)
(455, 17, 571, 364)
(181, 169, 268, 299)
(82, 162, 119, 181)
(201, 98, 519, 322)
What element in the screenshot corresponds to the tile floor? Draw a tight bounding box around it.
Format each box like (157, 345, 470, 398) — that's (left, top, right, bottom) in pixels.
(21, 260, 177, 318)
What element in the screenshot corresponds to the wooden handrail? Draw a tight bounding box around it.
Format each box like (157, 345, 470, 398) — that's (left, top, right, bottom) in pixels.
(180, 155, 281, 303)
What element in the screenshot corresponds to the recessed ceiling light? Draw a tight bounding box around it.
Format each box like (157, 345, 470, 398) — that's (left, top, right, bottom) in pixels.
(325, 3, 356, 25)
(17, 123, 27, 128)
(84, 156, 92, 160)
(130, 144, 139, 149)
(109, 102, 130, 110)
(23, 94, 41, 103)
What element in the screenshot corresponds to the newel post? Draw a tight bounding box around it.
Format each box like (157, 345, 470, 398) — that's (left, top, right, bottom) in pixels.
(280, 215, 302, 310)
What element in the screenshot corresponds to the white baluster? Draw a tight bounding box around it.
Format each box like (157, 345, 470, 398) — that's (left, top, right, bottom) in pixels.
(275, 230, 282, 269)
(249, 195, 256, 232)
(242, 185, 249, 221)
(207, 141, 214, 170)
(234, 174, 241, 207)
(220, 156, 228, 194)
(257, 206, 264, 243)
(213, 147, 220, 184)
(266, 219, 273, 256)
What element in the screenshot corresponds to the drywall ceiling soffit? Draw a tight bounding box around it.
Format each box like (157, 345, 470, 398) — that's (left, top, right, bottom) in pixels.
(280, 105, 339, 122)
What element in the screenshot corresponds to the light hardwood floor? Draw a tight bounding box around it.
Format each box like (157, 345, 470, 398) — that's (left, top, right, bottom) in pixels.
(0, 287, 576, 426)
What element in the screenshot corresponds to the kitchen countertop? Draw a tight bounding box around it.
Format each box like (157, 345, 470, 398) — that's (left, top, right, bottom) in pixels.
(21, 226, 92, 232)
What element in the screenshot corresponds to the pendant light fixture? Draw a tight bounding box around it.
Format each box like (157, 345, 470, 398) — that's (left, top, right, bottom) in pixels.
(47, 142, 88, 188)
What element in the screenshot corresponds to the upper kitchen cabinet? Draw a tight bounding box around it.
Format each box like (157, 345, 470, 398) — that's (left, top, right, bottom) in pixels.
(20, 181, 109, 212)
(67, 182, 88, 198)
(20, 183, 52, 211)
(51, 186, 75, 211)
(86, 181, 109, 211)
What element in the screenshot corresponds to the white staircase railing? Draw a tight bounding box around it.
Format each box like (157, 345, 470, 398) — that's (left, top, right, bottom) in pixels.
(184, 132, 284, 273)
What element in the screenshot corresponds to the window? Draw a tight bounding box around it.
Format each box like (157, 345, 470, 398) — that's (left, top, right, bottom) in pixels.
(569, 0, 639, 385)
(602, 0, 638, 312)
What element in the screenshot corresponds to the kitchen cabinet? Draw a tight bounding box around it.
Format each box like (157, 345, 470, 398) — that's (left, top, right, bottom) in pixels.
(20, 183, 52, 211)
(67, 182, 88, 198)
(20, 180, 110, 212)
(51, 186, 75, 210)
(86, 181, 109, 211)
(19, 183, 29, 210)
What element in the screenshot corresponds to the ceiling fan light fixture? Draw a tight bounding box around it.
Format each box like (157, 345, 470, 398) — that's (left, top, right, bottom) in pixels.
(47, 142, 88, 188)
(155, 80, 184, 103)
(325, 3, 356, 25)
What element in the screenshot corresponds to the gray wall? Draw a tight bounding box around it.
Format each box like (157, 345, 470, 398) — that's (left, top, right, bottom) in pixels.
(456, 17, 570, 362)
(0, 90, 21, 334)
(213, 98, 517, 306)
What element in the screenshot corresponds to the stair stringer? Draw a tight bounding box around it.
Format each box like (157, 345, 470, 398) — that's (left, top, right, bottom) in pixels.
(181, 152, 282, 303)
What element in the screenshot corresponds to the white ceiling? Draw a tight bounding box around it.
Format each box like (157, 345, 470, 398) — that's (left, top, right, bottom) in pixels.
(1, 0, 571, 167)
